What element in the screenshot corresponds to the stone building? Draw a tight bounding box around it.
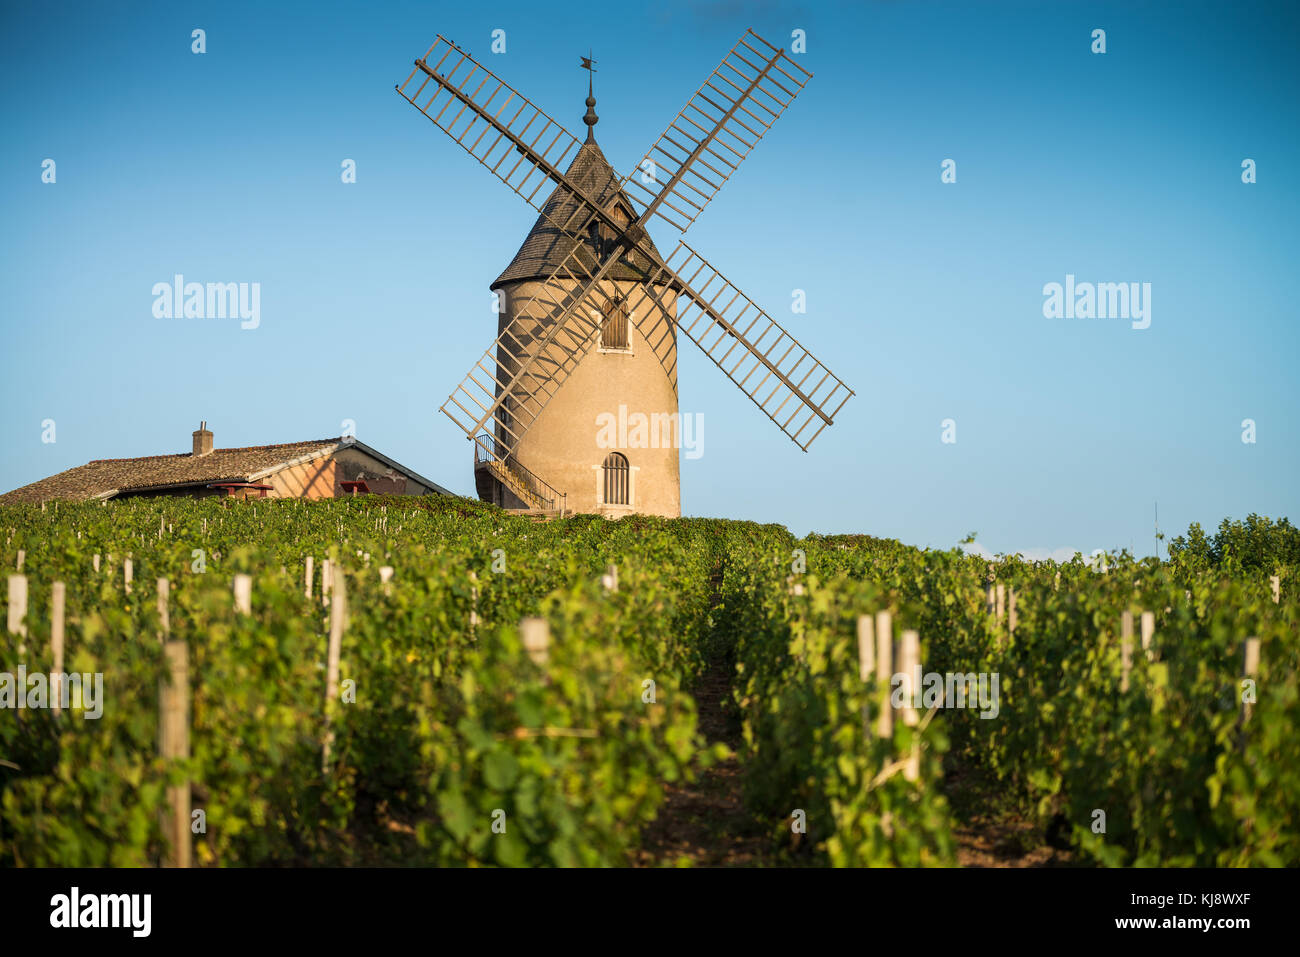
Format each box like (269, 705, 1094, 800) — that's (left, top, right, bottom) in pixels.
(0, 423, 449, 503)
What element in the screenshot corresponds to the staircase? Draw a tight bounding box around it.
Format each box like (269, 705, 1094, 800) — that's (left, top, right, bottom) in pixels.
(473, 434, 567, 515)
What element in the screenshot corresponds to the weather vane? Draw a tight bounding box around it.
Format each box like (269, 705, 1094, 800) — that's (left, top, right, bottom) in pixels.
(580, 50, 598, 138)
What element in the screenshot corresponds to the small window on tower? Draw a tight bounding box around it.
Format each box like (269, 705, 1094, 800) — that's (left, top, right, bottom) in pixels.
(601, 296, 630, 351)
(602, 452, 630, 506)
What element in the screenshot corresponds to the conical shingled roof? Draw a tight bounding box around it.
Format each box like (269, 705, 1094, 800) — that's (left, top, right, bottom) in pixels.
(491, 139, 666, 290)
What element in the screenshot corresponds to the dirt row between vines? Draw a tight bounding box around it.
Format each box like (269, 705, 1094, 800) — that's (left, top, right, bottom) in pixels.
(636, 651, 1072, 868)
(634, 653, 772, 866)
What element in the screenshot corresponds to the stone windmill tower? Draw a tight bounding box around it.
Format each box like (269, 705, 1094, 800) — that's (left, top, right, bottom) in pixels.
(483, 76, 682, 517)
(397, 33, 854, 518)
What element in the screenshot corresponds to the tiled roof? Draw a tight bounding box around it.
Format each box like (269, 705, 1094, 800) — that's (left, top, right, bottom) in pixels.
(491, 139, 667, 289)
(0, 439, 342, 504)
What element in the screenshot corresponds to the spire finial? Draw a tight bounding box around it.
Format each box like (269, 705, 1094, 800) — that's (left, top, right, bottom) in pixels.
(580, 51, 598, 142)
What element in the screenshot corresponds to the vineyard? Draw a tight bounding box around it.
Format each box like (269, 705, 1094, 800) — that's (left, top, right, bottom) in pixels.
(0, 499, 1295, 867)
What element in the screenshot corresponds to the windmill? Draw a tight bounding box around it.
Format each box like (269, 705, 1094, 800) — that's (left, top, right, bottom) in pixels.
(396, 30, 853, 516)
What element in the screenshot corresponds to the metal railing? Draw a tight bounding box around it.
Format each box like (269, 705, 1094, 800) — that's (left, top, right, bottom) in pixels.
(473, 433, 566, 514)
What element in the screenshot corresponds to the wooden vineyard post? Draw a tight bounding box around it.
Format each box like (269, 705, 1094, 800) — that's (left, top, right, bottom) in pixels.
(1120, 611, 1134, 692)
(124, 558, 133, 595)
(51, 582, 65, 717)
(602, 564, 618, 593)
(233, 575, 252, 616)
(856, 615, 875, 682)
(899, 629, 921, 782)
(159, 635, 190, 868)
(995, 584, 1005, 625)
(467, 570, 478, 633)
(855, 615, 878, 741)
(322, 570, 346, 773)
(1271, 575, 1281, 604)
(7, 574, 27, 656)
(93, 553, 100, 574)
(379, 565, 394, 597)
(305, 556, 314, 600)
(520, 617, 550, 668)
(1241, 637, 1260, 726)
(875, 610, 893, 738)
(1054, 571, 1060, 592)
(1140, 611, 1155, 661)
(985, 564, 995, 616)
(15, 549, 23, 572)
(898, 631, 920, 728)
(321, 559, 332, 608)
(157, 578, 170, 641)
(1008, 588, 1018, 638)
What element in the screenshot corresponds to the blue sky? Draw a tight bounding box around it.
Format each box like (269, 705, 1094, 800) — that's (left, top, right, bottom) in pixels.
(1, 0, 1296, 556)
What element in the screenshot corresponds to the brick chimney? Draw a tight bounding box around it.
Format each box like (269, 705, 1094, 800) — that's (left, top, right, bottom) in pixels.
(192, 421, 213, 457)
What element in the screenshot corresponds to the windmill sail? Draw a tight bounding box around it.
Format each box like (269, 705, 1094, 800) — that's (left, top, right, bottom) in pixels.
(397, 37, 589, 217)
(639, 243, 854, 451)
(620, 30, 813, 234)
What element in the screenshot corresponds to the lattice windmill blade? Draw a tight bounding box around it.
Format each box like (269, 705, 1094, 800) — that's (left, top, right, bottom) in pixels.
(397, 36, 636, 253)
(635, 242, 854, 451)
(619, 30, 813, 234)
(397, 37, 589, 217)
